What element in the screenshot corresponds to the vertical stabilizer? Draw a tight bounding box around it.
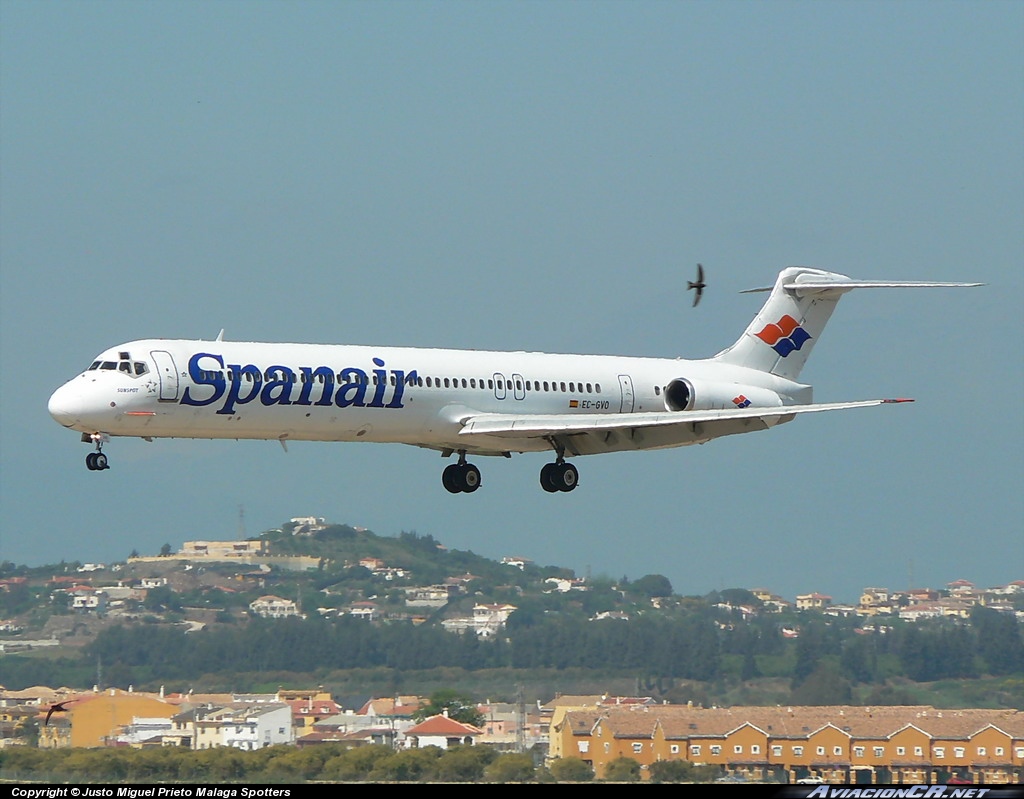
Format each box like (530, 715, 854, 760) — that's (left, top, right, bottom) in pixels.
(712, 267, 849, 380)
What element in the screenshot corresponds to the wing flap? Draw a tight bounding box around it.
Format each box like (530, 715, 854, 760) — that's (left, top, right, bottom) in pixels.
(458, 399, 908, 439)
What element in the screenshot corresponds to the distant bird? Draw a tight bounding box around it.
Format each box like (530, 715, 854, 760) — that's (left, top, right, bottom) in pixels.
(44, 700, 73, 726)
(687, 263, 707, 307)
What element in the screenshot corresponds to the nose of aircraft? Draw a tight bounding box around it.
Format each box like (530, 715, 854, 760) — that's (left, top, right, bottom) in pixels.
(48, 382, 84, 427)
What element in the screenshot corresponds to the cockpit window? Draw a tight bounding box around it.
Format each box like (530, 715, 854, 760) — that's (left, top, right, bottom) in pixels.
(134, 362, 148, 376)
(89, 361, 100, 370)
(101, 362, 117, 370)
(119, 362, 132, 373)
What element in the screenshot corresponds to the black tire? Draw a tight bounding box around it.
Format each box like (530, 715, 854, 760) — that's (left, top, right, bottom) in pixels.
(95, 452, 109, 470)
(442, 464, 462, 493)
(540, 463, 559, 493)
(86, 452, 97, 471)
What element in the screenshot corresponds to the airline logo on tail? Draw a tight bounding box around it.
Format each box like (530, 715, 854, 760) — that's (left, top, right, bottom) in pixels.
(755, 314, 812, 357)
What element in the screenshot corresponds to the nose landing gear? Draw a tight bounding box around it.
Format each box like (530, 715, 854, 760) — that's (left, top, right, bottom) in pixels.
(86, 451, 109, 471)
(85, 434, 110, 471)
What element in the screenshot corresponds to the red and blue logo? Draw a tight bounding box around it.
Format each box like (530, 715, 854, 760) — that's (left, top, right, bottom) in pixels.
(732, 395, 751, 408)
(755, 314, 811, 357)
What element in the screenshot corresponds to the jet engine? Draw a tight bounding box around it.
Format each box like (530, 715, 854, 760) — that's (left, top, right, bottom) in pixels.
(663, 377, 784, 412)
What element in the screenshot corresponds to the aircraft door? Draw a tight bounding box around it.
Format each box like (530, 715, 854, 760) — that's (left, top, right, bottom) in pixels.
(511, 373, 526, 401)
(618, 374, 635, 413)
(150, 350, 180, 401)
(493, 373, 507, 401)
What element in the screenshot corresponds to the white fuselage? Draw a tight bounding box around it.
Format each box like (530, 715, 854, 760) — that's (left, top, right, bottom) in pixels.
(48, 338, 808, 457)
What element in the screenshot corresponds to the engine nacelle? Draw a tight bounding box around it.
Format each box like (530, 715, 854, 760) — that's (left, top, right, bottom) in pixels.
(663, 377, 784, 412)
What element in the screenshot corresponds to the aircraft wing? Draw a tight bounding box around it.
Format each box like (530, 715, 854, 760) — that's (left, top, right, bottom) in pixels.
(458, 398, 910, 439)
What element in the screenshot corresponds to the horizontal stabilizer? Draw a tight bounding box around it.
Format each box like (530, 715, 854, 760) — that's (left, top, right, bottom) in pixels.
(742, 278, 983, 294)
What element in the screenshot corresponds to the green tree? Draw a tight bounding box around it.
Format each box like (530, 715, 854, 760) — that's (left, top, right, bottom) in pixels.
(789, 662, 853, 705)
(484, 753, 536, 782)
(367, 747, 443, 782)
(649, 759, 720, 783)
(603, 756, 642, 781)
(972, 606, 1024, 675)
(321, 744, 391, 781)
(631, 574, 673, 598)
(549, 757, 594, 782)
(414, 689, 484, 727)
(435, 744, 496, 782)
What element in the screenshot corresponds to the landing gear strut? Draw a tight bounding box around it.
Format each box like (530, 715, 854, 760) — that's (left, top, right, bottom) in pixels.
(85, 434, 110, 471)
(442, 451, 481, 494)
(540, 442, 578, 492)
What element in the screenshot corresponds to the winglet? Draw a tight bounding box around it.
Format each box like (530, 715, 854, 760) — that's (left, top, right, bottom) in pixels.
(881, 398, 915, 403)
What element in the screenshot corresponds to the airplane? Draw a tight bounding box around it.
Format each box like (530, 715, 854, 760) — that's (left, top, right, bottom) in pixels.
(48, 267, 981, 494)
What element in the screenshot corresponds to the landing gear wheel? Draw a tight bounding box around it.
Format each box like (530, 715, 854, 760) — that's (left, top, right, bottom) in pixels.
(442, 464, 462, 494)
(442, 462, 482, 493)
(540, 462, 578, 492)
(86, 452, 98, 471)
(540, 463, 560, 493)
(554, 462, 578, 492)
(94, 452, 108, 470)
(460, 463, 481, 493)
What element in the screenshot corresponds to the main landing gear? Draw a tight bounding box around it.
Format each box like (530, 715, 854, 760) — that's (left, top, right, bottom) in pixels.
(540, 460, 578, 492)
(440, 446, 580, 493)
(540, 439, 578, 492)
(442, 452, 481, 494)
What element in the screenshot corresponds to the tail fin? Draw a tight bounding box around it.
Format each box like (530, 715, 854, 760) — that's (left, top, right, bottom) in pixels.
(713, 267, 982, 380)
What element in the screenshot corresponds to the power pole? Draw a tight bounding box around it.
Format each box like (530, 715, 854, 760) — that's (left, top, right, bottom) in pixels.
(516, 684, 526, 754)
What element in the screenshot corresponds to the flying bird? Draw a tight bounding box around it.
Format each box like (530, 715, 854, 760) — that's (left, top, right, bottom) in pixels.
(44, 700, 73, 726)
(687, 263, 706, 306)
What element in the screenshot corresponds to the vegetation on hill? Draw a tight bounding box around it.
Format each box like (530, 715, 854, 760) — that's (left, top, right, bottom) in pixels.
(0, 523, 1021, 709)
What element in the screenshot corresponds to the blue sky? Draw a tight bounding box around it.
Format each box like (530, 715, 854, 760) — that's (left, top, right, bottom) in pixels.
(2, 0, 1021, 603)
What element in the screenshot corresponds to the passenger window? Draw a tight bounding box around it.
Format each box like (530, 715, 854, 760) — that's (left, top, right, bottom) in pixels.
(461, 378, 467, 388)
(444, 378, 450, 388)
(586, 383, 592, 393)
(543, 381, 549, 391)
(569, 382, 575, 393)
(560, 382, 566, 392)
(596, 383, 601, 393)
(470, 378, 476, 388)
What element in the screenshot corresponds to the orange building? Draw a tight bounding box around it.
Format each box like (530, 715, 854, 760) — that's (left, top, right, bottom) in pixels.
(37, 689, 181, 748)
(552, 705, 1024, 784)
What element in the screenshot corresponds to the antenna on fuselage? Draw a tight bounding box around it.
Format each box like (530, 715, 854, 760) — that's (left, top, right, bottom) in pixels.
(216, 329, 225, 341)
